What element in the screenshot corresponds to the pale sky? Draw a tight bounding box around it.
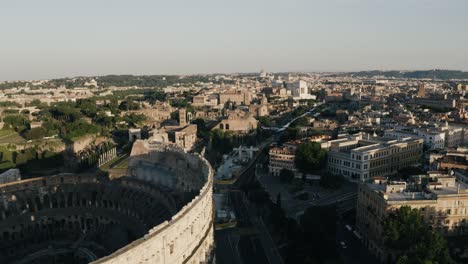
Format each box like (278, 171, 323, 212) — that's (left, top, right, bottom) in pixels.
(0, 0, 467, 81)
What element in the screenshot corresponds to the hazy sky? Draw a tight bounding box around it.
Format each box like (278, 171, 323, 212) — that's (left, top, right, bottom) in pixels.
(0, 0, 467, 80)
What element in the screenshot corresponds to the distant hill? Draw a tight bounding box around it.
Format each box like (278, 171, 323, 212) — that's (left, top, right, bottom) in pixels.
(341, 70, 468, 80)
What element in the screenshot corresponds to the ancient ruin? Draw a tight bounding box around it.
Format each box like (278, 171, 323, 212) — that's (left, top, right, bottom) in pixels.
(0, 142, 214, 264)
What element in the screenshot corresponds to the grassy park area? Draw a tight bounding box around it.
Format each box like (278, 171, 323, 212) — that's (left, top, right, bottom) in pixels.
(0, 129, 26, 144)
(100, 154, 129, 170)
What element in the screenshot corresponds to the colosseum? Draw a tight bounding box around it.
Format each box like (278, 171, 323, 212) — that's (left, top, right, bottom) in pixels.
(0, 140, 214, 264)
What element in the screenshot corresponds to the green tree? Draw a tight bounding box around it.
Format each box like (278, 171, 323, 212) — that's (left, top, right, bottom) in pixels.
(3, 114, 28, 127)
(118, 100, 140, 110)
(295, 142, 327, 173)
(122, 113, 147, 127)
(144, 90, 166, 103)
(209, 129, 233, 155)
(13, 151, 28, 165)
(258, 116, 271, 127)
(279, 127, 300, 144)
(383, 206, 454, 264)
(192, 118, 208, 138)
(77, 99, 98, 117)
(170, 98, 189, 108)
(289, 116, 310, 128)
(24, 127, 46, 140)
(93, 112, 115, 127)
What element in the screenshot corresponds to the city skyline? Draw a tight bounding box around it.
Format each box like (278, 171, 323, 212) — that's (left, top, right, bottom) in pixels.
(1, 0, 467, 81)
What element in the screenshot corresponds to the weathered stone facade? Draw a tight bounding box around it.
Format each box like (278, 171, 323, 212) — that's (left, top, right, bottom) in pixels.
(214, 111, 258, 134)
(0, 142, 214, 264)
(96, 142, 215, 264)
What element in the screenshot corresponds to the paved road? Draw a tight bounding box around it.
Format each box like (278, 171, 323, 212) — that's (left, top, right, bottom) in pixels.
(229, 158, 284, 264)
(215, 104, 325, 264)
(215, 229, 243, 264)
(336, 218, 378, 264)
(238, 236, 269, 264)
(262, 102, 324, 132)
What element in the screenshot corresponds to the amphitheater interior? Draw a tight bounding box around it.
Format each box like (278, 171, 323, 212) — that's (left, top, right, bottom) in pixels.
(0, 141, 214, 264)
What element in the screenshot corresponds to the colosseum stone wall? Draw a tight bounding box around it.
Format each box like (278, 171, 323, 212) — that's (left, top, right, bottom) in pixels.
(0, 141, 214, 264)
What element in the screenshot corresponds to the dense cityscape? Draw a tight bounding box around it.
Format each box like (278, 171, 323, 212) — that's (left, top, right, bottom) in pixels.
(0, 69, 467, 263)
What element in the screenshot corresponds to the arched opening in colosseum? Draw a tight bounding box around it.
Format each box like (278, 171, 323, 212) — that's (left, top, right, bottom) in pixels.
(0, 146, 214, 264)
(35, 197, 42, 211)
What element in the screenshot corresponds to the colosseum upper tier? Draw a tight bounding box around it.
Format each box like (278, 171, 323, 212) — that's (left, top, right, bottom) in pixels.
(0, 141, 214, 264)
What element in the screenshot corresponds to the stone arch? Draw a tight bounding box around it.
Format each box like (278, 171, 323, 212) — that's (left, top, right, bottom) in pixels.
(67, 192, 73, 207)
(26, 198, 35, 213)
(52, 195, 58, 208)
(91, 191, 97, 206)
(59, 193, 66, 208)
(43, 195, 51, 209)
(35, 196, 42, 211)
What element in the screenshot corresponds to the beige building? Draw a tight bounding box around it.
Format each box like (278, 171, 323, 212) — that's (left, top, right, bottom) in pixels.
(214, 111, 258, 134)
(150, 124, 197, 152)
(129, 101, 173, 124)
(268, 145, 297, 176)
(417, 83, 426, 97)
(356, 173, 468, 262)
(192, 95, 218, 107)
(327, 134, 423, 181)
(149, 110, 197, 151)
(457, 84, 468, 91)
(166, 125, 197, 151)
(248, 96, 269, 117)
(414, 97, 457, 109)
(194, 110, 221, 121)
(385, 124, 466, 150)
(219, 90, 251, 105)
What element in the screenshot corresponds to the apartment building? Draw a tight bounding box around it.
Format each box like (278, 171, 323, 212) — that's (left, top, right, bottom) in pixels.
(414, 97, 457, 109)
(219, 90, 251, 105)
(385, 129, 445, 150)
(268, 144, 298, 176)
(356, 173, 468, 262)
(385, 125, 466, 150)
(192, 95, 218, 107)
(327, 134, 423, 181)
(444, 126, 465, 148)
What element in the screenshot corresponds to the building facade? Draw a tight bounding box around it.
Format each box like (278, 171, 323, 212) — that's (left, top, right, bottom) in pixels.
(219, 90, 251, 105)
(286, 80, 316, 100)
(327, 135, 423, 181)
(385, 125, 466, 150)
(192, 95, 219, 107)
(214, 112, 258, 134)
(356, 173, 468, 262)
(268, 145, 297, 176)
